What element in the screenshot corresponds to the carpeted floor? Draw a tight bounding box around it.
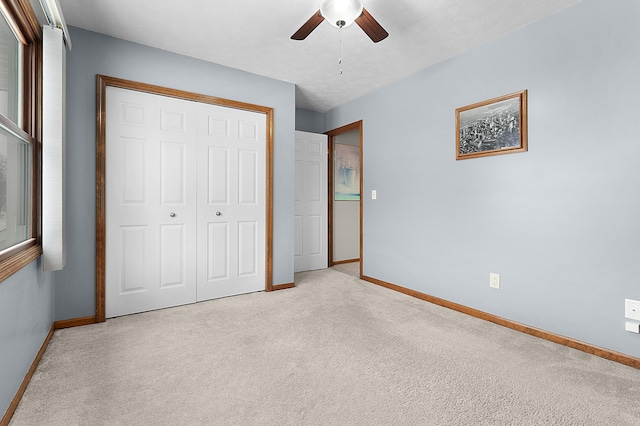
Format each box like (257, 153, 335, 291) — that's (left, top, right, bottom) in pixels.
(330, 261, 359, 277)
(10, 268, 640, 425)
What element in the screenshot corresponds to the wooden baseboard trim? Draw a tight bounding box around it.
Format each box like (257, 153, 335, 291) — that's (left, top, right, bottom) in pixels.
(54, 316, 97, 330)
(1, 315, 98, 425)
(332, 258, 360, 266)
(0, 324, 55, 426)
(361, 275, 640, 370)
(271, 282, 295, 291)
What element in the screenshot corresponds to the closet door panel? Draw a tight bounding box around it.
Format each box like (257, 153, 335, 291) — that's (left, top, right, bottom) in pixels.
(105, 87, 197, 318)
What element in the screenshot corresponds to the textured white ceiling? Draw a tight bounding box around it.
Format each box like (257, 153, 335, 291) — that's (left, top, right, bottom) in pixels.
(57, 0, 583, 112)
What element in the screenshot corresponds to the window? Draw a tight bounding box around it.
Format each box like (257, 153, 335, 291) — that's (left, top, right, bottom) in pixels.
(0, 0, 41, 281)
(0, 9, 21, 124)
(0, 126, 30, 251)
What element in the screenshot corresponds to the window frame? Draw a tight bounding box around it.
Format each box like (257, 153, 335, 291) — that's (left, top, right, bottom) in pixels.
(0, 0, 42, 282)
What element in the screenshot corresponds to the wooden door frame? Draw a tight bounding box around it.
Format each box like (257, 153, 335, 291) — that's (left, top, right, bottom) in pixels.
(326, 120, 363, 276)
(95, 75, 274, 322)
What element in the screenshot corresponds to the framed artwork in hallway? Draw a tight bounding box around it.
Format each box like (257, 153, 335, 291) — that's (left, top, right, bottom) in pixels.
(334, 143, 360, 200)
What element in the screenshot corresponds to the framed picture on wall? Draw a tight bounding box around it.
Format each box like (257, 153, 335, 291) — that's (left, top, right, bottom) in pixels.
(334, 143, 360, 200)
(456, 90, 528, 160)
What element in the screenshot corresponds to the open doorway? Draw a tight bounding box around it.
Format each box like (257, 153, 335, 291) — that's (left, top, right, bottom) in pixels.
(327, 121, 362, 278)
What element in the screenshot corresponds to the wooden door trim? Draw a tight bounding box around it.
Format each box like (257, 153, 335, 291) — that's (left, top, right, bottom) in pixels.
(325, 121, 363, 276)
(95, 75, 274, 322)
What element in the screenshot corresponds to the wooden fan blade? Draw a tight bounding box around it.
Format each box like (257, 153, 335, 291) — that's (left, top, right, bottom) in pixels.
(355, 7, 389, 43)
(291, 10, 324, 40)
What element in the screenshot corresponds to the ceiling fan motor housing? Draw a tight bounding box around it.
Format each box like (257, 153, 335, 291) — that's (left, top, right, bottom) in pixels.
(291, 0, 388, 43)
(320, 0, 364, 28)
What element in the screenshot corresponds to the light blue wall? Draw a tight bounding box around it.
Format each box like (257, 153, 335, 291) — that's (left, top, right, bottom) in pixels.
(0, 259, 54, 416)
(325, 0, 640, 358)
(295, 107, 325, 133)
(55, 27, 296, 320)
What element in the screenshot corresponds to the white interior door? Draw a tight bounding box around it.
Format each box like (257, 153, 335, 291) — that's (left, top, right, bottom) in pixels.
(105, 87, 197, 318)
(294, 131, 328, 272)
(196, 104, 266, 301)
(106, 87, 268, 316)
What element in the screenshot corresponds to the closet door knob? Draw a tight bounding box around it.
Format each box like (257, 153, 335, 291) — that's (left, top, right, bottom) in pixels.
(169, 212, 176, 217)
(216, 211, 222, 216)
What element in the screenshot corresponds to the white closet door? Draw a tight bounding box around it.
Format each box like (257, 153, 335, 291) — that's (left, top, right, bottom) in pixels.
(294, 131, 328, 272)
(196, 104, 266, 301)
(105, 87, 197, 318)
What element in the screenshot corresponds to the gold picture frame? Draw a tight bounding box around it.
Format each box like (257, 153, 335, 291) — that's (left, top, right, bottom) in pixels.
(456, 90, 528, 160)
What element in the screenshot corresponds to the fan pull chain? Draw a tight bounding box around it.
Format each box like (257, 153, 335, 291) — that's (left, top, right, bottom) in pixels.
(338, 27, 343, 75)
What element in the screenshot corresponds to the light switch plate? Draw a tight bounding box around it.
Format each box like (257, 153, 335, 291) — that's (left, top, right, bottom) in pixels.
(371, 190, 377, 200)
(625, 299, 640, 321)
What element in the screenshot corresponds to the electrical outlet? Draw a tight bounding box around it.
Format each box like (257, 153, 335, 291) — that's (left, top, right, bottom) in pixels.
(371, 190, 377, 200)
(489, 273, 500, 289)
(625, 299, 640, 321)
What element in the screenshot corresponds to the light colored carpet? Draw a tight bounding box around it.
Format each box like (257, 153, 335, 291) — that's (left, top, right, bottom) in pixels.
(10, 269, 640, 425)
(331, 261, 359, 277)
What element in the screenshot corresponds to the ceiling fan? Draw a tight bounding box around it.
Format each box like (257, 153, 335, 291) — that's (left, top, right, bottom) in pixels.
(291, 0, 389, 43)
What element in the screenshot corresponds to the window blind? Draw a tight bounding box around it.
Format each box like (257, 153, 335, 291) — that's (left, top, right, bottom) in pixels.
(42, 25, 65, 271)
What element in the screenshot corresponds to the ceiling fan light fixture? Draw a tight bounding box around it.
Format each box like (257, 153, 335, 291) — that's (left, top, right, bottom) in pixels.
(320, 0, 363, 28)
